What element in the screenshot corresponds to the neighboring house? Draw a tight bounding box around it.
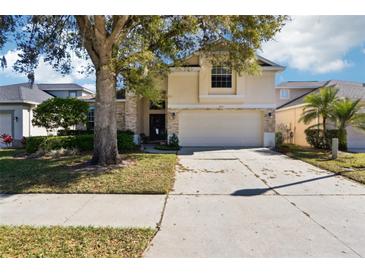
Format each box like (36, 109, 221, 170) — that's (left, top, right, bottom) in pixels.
(275, 81, 327, 108)
(276, 80, 365, 152)
(37, 83, 94, 99)
(85, 53, 284, 147)
(0, 82, 94, 147)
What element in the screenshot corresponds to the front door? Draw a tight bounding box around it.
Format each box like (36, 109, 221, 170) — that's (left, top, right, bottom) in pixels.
(149, 114, 166, 141)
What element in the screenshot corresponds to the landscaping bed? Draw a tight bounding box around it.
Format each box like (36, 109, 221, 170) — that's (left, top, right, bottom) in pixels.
(0, 225, 155, 258)
(278, 144, 365, 184)
(0, 149, 177, 194)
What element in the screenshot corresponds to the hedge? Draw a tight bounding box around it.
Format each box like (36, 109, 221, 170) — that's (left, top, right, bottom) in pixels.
(25, 132, 135, 154)
(304, 129, 345, 150)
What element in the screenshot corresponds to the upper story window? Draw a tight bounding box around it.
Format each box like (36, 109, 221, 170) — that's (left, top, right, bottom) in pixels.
(280, 89, 290, 99)
(211, 66, 232, 88)
(69, 91, 77, 98)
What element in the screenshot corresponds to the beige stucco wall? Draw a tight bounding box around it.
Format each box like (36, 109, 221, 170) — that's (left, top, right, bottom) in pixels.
(167, 72, 199, 105)
(276, 106, 315, 146)
(168, 56, 277, 107)
(243, 72, 276, 104)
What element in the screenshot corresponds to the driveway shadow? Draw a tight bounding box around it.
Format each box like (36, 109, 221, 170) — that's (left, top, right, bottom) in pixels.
(231, 174, 338, 196)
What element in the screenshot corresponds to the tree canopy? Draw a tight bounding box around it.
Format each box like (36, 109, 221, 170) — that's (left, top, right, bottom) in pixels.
(32, 97, 89, 132)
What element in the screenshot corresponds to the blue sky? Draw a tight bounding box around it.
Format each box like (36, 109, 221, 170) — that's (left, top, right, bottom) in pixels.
(1, 16, 365, 89)
(275, 44, 365, 84)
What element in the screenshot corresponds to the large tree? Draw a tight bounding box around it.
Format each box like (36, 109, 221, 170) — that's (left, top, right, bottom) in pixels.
(3, 15, 288, 165)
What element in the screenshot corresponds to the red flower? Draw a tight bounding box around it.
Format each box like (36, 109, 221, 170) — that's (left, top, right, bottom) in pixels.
(1, 134, 13, 144)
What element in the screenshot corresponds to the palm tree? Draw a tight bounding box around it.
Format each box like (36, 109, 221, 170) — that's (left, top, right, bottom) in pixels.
(331, 98, 365, 150)
(299, 86, 338, 140)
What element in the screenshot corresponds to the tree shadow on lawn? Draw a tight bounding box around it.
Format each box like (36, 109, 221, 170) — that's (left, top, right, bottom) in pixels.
(0, 150, 124, 193)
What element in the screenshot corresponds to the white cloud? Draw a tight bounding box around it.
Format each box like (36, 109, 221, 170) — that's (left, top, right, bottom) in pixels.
(261, 16, 365, 74)
(0, 49, 94, 84)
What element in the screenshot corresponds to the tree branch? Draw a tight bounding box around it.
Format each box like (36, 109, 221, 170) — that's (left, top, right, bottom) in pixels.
(94, 15, 107, 42)
(107, 15, 130, 47)
(75, 15, 100, 67)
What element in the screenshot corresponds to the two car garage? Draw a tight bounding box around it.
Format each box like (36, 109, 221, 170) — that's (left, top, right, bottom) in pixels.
(178, 110, 264, 147)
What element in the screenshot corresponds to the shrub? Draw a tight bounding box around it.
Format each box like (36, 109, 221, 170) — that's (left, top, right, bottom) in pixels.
(26, 136, 46, 153)
(26, 131, 135, 154)
(168, 134, 179, 148)
(117, 131, 135, 151)
(275, 132, 284, 147)
(305, 129, 327, 149)
(304, 129, 343, 150)
(33, 97, 89, 131)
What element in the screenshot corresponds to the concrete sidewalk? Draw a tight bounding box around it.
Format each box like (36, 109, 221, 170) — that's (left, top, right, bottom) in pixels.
(0, 194, 165, 228)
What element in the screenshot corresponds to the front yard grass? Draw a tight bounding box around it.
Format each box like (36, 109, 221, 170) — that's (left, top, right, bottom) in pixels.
(278, 144, 365, 184)
(0, 149, 176, 194)
(0, 225, 155, 258)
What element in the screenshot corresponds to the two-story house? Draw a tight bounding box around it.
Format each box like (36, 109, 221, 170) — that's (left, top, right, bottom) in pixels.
(0, 83, 94, 146)
(86, 53, 284, 147)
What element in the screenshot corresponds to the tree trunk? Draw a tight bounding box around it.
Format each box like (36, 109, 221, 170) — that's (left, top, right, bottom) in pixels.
(338, 126, 348, 151)
(91, 64, 119, 165)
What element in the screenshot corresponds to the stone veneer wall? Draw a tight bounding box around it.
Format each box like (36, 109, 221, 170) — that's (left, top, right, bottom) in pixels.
(263, 109, 275, 132)
(116, 101, 126, 130)
(124, 94, 138, 133)
(167, 110, 179, 137)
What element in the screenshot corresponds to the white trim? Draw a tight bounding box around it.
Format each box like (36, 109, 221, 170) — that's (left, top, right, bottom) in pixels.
(199, 95, 245, 100)
(168, 103, 275, 109)
(276, 85, 322, 89)
(0, 100, 39, 105)
(276, 103, 307, 111)
(262, 66, 285, 71)
(82, 99, 126, 102)
(264, 132, 275, 147)
(170, 67, 200, 73)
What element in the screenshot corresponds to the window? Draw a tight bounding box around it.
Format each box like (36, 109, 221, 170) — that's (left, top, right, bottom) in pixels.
(69, 91, 77, 98)
(116, 88, 125, 100)
(87, 107, 95, 130)
(280, 89, 290, 99)
(211, 66, 232, 88)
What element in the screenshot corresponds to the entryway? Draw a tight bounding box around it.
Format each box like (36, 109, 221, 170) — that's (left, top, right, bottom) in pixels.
(149, 114, 166, 141)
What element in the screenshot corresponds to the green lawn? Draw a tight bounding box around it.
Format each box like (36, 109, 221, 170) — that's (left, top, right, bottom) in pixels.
(0, 225, 155, 258)
(278, 144, 365, 184)
(0, 149, 176, 194)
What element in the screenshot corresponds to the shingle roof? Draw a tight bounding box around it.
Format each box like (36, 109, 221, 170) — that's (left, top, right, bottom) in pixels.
(277, 80, 365, 110)
(37, 83, 94, 94)
(0, 83, 54, 104)
(276, 81, 327, 89)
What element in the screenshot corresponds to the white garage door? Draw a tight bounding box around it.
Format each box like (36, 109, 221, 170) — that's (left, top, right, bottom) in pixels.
(0, 113, 12, 135)
(179, 110, 263, 146)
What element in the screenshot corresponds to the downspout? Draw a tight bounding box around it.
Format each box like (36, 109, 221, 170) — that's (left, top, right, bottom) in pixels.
(29, 106, 31, 137)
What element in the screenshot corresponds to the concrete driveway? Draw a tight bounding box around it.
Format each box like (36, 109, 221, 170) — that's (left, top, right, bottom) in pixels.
(145, 147, 365, 257)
